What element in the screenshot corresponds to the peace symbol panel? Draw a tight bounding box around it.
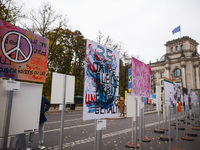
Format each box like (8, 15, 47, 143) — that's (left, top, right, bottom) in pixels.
(0, 20, 49, 83)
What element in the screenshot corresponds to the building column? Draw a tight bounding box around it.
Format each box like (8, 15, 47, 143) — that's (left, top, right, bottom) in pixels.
(196, 67, 200, 89)
(165, 64, 170, 78)
(181, 62, 186, 88)
(194, 62, 200, 89)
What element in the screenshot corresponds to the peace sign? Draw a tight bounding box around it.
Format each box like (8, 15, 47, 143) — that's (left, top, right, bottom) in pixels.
(1, 31, 33, 63)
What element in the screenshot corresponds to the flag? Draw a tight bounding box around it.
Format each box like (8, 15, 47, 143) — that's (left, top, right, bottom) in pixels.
(172, 26, 181, 34)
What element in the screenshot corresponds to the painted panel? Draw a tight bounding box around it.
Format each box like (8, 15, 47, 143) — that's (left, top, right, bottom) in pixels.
(83, 39, 119, 120)
(0, 20, 49, 83)
(131, 57, 151, 98)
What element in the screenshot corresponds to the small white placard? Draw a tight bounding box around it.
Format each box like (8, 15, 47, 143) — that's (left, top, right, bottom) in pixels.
(141, 102, 144, 109)
(189, 110, 192, 115)
(96, 120, 106, 131)
(0, 138, 2, 149)
(133, 117, 136, 122)
(59, 104, 66, 110)
(6, 80, 20, 91)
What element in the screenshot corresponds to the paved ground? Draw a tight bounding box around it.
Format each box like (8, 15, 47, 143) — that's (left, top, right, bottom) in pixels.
(5, 105, 200, 150)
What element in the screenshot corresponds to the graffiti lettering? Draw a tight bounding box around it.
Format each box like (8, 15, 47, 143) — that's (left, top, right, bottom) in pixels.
(0, 67, 17, 74)
(0, 26, 4, 31)
(9, 39, 22, 47)
(31, 57, 46, 66)
(93, 62, 115, 74)
(0, 55, 11, 65)
(3, 21, 17, 30)
(32, 75, 42, 80)
(39, 42, 47, 48)
(26, 64, 39, 70)
(94, 97, 118, 114)
(25, 31, 39, 42)
(34, 48, 46, 56)
(18, 66, 33, 75)
(40, 71, 45, 76)
(85, 94, 96, 105)
(36, 53, 46, 60)
(95, 45, 113, 65)
(4, 72, 15, 78)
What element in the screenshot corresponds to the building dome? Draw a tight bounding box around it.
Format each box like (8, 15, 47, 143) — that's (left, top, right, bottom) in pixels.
(159, 54, 166, 62)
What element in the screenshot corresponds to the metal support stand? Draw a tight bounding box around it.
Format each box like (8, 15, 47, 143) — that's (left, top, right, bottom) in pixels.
(172, 102, 184, 150)
(60, 75, 67, 150)
(3, 79, 15, 150)
(139, 98, 142, 150)
(126, 97, 139, 148)
(169, 102, 171, 149)
(154, 97, 165, 134)
(142, 97, 151, 142)
(132, 117, 134, 144)
(94, 120, 102, 150)
(176, 103, 179, 149)
(181, 107, 194, 141)
(165, 104, 167, 130)
(135, 99, 138, 149)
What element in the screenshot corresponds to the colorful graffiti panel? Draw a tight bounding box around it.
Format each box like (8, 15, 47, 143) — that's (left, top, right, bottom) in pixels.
(128, 68, 131, 93)
(164, 77, 182, 105)
(0, 20, 49, 83)
(164, 77, 174, 104)
(83, 39, 119, 120)
(131, 57, 151, 98)
(174, 82, 181, 102)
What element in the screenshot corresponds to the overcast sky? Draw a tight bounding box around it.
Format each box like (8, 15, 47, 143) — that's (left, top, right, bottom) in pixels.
(19, 0, 200, 64)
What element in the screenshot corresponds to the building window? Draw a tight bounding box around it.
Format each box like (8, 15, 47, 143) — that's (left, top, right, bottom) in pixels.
(176, 46, 178, 51)
(154, 87, 156, 93)
(161, 87, 164, 93)
(153, 73, 156, 79)
(160, 72, 163, 78)
(174, 68, 182, 76)
(153, 81, 156, 85)
(181, 44, 183, 50)
(161, 80, 163, 85)
(171, 47, 173, 52)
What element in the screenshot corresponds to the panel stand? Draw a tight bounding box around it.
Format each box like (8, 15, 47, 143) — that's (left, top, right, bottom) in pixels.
(139, 97, 142, 150)
(94, 120, 102, 150)
(160, 103, 172, 142)
(60, 75, 67, 150)
(3, 79, 14, 150)
(168, 102, 171, 149)
(125, 97, 139, 148)
(154, 97, 165, 134)
(172, 102, 184, 150)
(181, 108, 194, 141)
(142, 97, 150, 142)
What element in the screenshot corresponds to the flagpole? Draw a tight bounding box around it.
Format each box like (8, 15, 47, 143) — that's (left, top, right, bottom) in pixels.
(180, 25, 182, 38)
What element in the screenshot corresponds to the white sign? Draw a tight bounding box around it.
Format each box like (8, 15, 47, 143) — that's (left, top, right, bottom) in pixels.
(0, 79, 42, 136)
(140, 100, 144, 109)
(96, 120, 106, 130)
(127, 94, 139, 117)
(184, 94, 189, 111)
(51, 72, 75, 104)
(156, 86, 161, 111)
(6, 80, 20, 91)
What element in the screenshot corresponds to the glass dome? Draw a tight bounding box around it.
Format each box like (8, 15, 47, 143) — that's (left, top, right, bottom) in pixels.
(159, 54, 166, 62)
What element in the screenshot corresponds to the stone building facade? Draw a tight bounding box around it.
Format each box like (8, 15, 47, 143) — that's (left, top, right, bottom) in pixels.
(149, 36, 200, 96)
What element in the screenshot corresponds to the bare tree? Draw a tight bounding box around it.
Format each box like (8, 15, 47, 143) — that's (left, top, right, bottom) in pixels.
(22, 3, 67, 37)
(0, 0, 23, 24)
(96, 30, 122, 52)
